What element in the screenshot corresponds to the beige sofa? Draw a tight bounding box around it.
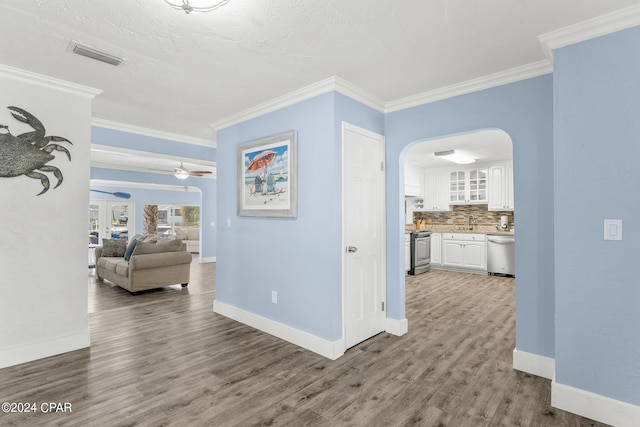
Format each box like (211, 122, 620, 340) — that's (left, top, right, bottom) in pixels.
(95, 238, 192, 293)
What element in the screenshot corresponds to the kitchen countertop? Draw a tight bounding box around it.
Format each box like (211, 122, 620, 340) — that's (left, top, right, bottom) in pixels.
(405, 225, 514, 235)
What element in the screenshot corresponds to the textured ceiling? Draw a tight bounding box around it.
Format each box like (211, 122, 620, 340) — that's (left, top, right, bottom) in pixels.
(1, 0, 640, 143)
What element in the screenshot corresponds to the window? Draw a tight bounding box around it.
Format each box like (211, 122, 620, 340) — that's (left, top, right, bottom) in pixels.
(155, 204, 200, 237)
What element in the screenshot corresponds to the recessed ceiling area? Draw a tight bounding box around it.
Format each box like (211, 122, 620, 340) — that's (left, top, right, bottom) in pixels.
(405, 129, 513, 169)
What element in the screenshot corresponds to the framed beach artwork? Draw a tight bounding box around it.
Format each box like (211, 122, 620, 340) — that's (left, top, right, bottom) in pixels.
(237, 130, 297, 217)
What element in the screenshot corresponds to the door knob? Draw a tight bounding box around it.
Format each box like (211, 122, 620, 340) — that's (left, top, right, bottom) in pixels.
(347, 246, 358, 253)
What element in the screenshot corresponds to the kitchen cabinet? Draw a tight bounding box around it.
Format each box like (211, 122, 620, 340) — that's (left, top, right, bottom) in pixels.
(424, 169, 451, 211)
(449, 168, 488, 204)
(442, 233, 486, 271)
(405, 234, 411, 273)
(430, 232, 442, 265)
(488, 163, 514, 211)
(405, 164, 424, 197)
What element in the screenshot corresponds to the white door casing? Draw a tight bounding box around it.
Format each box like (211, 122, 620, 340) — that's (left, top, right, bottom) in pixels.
(342, 122, 386, 350)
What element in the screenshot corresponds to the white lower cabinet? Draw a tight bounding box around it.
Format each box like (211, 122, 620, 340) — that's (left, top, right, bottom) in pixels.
(442, 233, 486, 271)
(430, 232, 442, 265)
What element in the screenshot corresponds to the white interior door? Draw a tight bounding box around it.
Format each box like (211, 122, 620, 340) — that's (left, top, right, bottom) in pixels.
(343, 122, 386, 350)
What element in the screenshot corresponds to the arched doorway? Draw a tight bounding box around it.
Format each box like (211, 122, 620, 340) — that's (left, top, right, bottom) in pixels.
(401, 128, 515, 324)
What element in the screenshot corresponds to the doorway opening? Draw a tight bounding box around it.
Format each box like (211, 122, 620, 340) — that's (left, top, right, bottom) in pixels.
(401, 128, 515, 312)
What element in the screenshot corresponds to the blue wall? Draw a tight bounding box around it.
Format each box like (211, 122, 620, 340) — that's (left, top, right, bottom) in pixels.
(385, 75, 555, 357)
(554, 27, 640, 405)
(216, 92, 384, 341)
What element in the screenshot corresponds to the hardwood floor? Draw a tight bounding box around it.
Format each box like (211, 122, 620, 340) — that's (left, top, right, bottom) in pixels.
(1, 260, 607, 426)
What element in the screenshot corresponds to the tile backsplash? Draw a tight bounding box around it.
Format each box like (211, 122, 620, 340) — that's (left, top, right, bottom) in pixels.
(413, 205, 514, 231)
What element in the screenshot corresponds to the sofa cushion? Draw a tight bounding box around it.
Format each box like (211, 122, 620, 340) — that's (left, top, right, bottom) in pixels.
(114, 261, 129, 277)
(101, 238, 127, 257)
(133, 239, 183, 255)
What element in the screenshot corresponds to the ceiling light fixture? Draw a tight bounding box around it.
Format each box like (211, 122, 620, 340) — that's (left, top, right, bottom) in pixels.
(433, 150, 475, 164)
(164, 0, 230, 14)
(174, 169, 190, 180)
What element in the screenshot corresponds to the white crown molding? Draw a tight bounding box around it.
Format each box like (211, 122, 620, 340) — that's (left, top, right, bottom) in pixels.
(333, 76, 386, 112)
(210, 76, 385, 131)
(92, 117, 216, 148)
(0, 63, 101, 98)
(211, 61, 552, 130)
(539, 4, 640, 63)
(385, 60, 552, 113)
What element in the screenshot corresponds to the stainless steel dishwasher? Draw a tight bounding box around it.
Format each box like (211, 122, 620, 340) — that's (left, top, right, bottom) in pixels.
(487, 234, 515, 276)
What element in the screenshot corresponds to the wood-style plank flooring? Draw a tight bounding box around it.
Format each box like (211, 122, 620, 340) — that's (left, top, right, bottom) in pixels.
(1, 260, 607, 426)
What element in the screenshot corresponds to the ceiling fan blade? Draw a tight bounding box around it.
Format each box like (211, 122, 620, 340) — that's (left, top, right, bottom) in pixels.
(189, 170, 212, 175)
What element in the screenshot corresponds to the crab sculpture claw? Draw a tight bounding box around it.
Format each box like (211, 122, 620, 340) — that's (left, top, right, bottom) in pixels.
(8, 106, 72, 152)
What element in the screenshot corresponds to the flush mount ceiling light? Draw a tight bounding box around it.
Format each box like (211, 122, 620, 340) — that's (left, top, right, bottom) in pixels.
(433, 150, 476, 164)
(164, 0, 230, 14)
(69, 42, 124, 66)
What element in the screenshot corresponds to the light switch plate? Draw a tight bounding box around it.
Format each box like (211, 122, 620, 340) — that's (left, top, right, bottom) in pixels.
(604, 219, 622, 241)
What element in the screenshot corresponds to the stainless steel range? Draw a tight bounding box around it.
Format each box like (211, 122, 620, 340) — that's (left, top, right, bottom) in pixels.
(409, 230, 432, 275)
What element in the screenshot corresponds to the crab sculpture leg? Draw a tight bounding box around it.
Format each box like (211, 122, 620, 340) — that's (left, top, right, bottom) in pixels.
(42, 142, 71, 161)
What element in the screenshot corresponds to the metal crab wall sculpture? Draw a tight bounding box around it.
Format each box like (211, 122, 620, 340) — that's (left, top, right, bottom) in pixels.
(0, 106, 72, 195)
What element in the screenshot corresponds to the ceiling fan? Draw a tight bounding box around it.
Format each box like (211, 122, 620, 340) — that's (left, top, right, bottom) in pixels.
(149, 162, 213, 179)
(173, 163, 213, 179)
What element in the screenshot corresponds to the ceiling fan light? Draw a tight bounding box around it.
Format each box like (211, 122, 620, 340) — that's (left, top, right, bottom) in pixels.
(433, 149, 475, 164)
(175, 170, 189, 180)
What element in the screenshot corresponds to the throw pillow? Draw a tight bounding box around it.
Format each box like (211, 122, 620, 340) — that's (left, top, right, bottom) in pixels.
(101, 238, 127, 257)
(123, 238, 139, 261)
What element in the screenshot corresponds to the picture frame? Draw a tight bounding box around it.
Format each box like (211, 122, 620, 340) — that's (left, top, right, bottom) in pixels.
(237, 130, 297, 217)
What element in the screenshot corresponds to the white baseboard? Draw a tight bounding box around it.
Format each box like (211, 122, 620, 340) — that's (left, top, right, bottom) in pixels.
(213, 300, 345, 360)
(385, 317, 408, 336)
(552, 378, 640, 427)
(0, 330, 90, 369)
(200, 256, 216, 263)
(512, 348, 555, 379)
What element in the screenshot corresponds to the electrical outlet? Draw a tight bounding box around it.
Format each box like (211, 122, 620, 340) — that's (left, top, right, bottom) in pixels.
(271, 291, 277, 304)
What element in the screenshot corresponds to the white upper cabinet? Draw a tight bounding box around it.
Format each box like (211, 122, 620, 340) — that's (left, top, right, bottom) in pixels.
(424, 169, 451, 211)
(405, 163, 424, 197)
(488, 163, 514, 211)
(448, 168, 488, 204)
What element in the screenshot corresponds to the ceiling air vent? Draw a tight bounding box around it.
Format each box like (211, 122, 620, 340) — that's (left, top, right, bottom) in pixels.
(69, 42, 124, 67)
